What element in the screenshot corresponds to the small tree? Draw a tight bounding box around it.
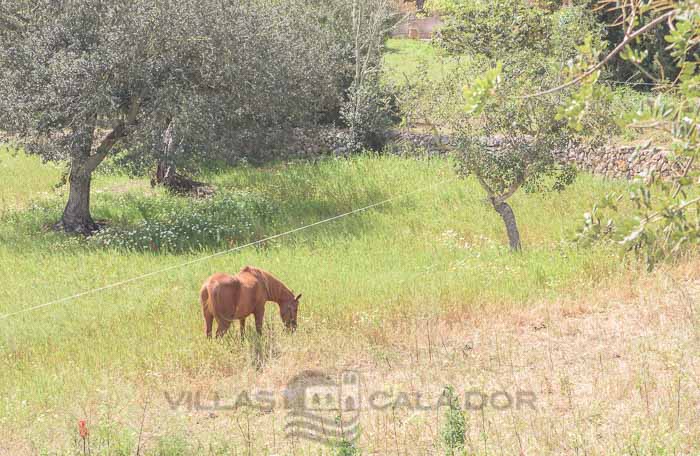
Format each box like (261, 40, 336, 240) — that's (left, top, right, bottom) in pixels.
(448, 0, 698, 265)
(455, 66, 578, 251)
(340, 0, 395, 151)
(436, 0, 611, 250)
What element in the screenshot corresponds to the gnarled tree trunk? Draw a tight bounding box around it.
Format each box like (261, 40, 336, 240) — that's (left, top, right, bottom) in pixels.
(56, 122, 125, 234)
(151, 119, 214, 197)
(492, 199, 521, 252)
(60, 160, 99, 234)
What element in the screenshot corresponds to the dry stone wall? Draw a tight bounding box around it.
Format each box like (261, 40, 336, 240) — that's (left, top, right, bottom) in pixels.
(553, 144, 679, 180)
(387, 130, 682, 180)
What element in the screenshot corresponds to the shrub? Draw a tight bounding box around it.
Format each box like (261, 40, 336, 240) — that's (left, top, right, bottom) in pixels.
(339, 75, 397, 154)
(441, 386, 466, 455)
(334, 0, 399, 153)
(333, 438, 362, 456)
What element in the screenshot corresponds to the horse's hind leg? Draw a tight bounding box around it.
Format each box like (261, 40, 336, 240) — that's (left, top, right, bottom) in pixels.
(203, 310, 214, 338)
(200, 286, 213, 338)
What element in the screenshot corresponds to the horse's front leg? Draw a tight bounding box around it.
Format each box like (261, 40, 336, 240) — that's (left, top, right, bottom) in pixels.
(239, 318, 246, 341)
(254, 307, 265, 335)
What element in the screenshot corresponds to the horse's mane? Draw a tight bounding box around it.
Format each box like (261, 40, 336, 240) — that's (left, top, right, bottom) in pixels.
(240, 266, 293, 302)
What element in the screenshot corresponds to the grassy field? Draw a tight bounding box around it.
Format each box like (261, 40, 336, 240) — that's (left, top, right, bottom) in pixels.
(1, 144, 699, 455)
(382, 38, 468, 85)
(1, 38, 697, 456)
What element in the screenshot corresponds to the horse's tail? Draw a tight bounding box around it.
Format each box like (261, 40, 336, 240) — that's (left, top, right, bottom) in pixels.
(199, 283, 210, 312)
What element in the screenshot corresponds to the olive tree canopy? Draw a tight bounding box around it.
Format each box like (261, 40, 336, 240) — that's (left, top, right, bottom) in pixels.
(0, 0, 387, 233)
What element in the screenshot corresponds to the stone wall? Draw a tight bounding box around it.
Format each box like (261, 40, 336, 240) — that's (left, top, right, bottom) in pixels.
(554, 144, 680, 180)
(225, 126, 684, 182)
(387, 131, 684, 180)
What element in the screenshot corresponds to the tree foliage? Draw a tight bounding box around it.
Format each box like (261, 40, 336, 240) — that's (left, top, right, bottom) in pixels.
(575, 1, 699, 270)
(436, 0, 552, 59)
(432, 0, 612, 250)
(0, 0, 394, 233)
(427, 0, 698, 265)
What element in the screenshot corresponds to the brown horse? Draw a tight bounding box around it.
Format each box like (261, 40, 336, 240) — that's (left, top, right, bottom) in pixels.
(199, 266, 301, 338)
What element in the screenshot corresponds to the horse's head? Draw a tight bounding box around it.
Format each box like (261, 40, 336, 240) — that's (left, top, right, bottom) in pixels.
(280, 293, 302, 332)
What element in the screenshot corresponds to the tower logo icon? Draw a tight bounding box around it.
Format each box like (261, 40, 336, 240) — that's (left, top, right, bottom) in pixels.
(284, 370, 361, 444)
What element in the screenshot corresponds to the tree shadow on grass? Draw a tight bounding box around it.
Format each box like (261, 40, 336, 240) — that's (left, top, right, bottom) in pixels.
(1, 172, 403, 255)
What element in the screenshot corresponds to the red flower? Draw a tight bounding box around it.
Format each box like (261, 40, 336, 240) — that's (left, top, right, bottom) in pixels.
(78, 420, 89, 439)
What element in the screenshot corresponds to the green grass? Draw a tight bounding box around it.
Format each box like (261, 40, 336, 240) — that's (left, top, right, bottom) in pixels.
(0, 145, 139, 214)
(0, 147, 675, 453)
(382, 38, 468, 86)
(0, 145, 64, 212)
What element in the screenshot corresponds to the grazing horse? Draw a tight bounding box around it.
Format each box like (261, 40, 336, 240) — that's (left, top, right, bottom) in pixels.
(199, 266, 301, 338)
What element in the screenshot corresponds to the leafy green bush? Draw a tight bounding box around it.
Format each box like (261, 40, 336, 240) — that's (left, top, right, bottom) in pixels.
(340, 75, 397, 153)
(436, 0, 551, 60)
(333, 438, 362, 456)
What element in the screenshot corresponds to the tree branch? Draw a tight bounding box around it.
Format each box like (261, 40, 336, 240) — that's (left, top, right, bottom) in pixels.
(496, 178, 524, 203)
(0, 6, 29, 32)
(522, 10, 676, 99)
(84, 95, 140, 172)
(474, 172, 496, 198)
(85, 124, 125, 172)
(641, 195, 700, 227)
(671, 156, 695, 199)
(126, 95, 141, 125)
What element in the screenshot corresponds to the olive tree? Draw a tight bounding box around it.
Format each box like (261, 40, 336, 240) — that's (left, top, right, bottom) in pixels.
(0, 0, 393, 234)
(455, 67, 578, 251)
(447, 0, 698, 264)
(437, 0, 611, 250)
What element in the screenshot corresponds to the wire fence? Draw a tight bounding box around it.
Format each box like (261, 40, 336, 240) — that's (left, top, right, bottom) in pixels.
(0, 177, 459, 321)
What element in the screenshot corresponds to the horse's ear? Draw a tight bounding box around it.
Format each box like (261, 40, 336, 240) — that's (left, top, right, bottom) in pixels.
(295, 293, 302, 301)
